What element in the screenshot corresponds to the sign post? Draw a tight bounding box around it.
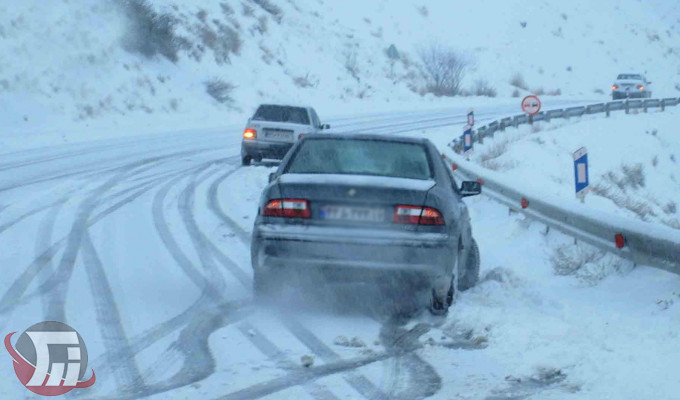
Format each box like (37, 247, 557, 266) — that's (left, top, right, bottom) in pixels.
(521, 95, 541, 124)
(461, 109, 474, 157)
(573, 147, 589, 202)
(463, 126, 473, 157)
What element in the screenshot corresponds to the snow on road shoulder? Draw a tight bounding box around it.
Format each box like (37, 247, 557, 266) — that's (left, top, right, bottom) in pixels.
(441, 194, 680, 399)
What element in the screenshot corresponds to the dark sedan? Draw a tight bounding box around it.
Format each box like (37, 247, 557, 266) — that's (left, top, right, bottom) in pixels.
(250, 134, 481, 314)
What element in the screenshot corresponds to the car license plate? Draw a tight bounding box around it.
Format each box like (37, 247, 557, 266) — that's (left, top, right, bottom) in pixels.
(265, 130, 293, 140)
(320, 205, 386, 222)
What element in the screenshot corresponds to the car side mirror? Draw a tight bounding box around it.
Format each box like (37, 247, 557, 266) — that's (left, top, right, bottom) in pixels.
(460, 181, 482, 197)
(320, 124, 331, 130)
(268, 173, 276, 183)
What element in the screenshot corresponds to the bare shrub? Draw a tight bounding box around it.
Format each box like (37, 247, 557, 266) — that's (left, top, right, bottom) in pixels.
(292, 73, 318, 88)
(533, 87, 545, 95)
(220, 2, 234, 15)
(478, 141, 511, 170)
(509, 73, 528, 90)
(552, 244, 631, 284)
(205, 79, 234, 104)
(242, 3, 254, 17)
(253, 0, 283, 23)
(593, 88, 604, 94)
(417, 6, 428, 17)
(547, 88, 562, 96)
(663, 219, 680, 230)
(511, 88, 520, 97)
(591, 185, 655, 220)
(119, 0, 184, 62)
(599, 164, 646, 192)
(199, 21, 242, 63)
(663, 202, 677, 215)
(418, 44, 469, 96)
(472, 79, 497, 97)
(343, 49, 360, 81)
(256, 15, 268, 34)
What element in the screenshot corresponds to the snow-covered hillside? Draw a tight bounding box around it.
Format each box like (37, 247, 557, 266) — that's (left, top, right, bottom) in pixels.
(455, 108, 680, 230)
(1, 0, 679, 150)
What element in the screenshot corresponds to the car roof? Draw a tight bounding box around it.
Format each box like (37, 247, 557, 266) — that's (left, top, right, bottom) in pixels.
(302, 132, 431, 145)
(257, 103, 313, 110)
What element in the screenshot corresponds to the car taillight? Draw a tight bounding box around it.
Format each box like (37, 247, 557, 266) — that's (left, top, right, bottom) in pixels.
(637, 85, 644, 90)
(393, 205, 444, 225)
(611, 85, 619, 90)
(243, 128, 257, 140)
(262, 199, 310, 218)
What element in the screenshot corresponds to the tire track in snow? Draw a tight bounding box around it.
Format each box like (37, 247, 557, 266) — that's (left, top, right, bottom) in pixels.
(80, 231, 146, 393)
(378, 320, 441, 400)
(0, 156, 217, 326)
(44, 160, 164, 323)
(34, 200, 66, 321)
(205, 167, 397, 399)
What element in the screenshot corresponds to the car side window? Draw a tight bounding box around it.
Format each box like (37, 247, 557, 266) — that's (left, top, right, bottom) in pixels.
(439, 158, 460, 195)
(310, 109, 320, 128)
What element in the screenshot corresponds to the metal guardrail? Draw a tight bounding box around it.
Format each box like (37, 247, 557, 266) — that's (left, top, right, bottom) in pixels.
(451, 97, 680, 151)
(444, 97, 680, 273)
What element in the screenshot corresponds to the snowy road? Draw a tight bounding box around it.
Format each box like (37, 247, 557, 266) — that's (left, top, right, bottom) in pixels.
(2, 99, 679, 400)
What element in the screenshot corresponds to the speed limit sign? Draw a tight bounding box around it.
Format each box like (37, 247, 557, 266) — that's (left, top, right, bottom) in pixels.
(521, 95, 541, 116)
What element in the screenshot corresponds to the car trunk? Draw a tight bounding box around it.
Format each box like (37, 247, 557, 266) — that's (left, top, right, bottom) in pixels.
(276, 173, 435, 229)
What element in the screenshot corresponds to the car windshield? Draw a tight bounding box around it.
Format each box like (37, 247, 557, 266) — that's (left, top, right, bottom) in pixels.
(617, 74, 643, 80)
(252, 105, 310, 125)
(285, 138, 432, 180)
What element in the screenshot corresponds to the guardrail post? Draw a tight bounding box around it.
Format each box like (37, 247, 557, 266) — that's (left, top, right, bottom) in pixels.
(625, 100, 629, 114)
(661, 100, 665, 112)
(605, 103, 610, 118)
(529, 115, 533, 125)
(643, 101, 648, 113)
(500, 120, 505, 131)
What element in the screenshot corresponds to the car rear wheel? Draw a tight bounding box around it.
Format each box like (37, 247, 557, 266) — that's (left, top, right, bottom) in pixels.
(429, 245, 461, 315)
(242, 155, 252, 166)
(458, 238, 480, 291)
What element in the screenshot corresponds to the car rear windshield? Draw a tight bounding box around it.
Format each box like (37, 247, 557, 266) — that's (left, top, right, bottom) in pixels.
(252, 105, 310, 125)
(617, 74, 642, 80)
(285, 138, 433, 180)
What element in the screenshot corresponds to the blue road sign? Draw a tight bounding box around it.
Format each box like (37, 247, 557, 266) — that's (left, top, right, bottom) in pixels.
(463, 126, 473, 154)
(573, 147, 589, 197)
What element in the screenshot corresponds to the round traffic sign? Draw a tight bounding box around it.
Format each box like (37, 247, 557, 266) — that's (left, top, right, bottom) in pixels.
(521, 95, 541, 116)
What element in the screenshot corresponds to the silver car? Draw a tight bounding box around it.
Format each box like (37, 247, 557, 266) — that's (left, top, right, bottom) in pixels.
(250, 134, 482, 315)
(611, 73, 652, 100)
(241, 104, 330, 166)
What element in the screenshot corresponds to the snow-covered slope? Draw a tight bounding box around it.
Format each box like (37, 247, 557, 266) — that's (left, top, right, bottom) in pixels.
(1, 0, 679, 150)
(457, 108, 680, 230)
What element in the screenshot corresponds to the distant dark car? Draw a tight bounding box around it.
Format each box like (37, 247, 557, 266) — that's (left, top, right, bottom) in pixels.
(240, 104, 330, 166)
(250, 134, 481, 314)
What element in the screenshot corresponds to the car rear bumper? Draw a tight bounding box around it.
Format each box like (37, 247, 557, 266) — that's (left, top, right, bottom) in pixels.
(612, 89, 647, 98)
(252, 224, 454, 288)
(241, 140, 294, 160)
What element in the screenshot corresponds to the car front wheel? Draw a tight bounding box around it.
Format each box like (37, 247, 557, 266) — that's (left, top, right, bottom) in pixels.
(242, 155, 252, 166)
